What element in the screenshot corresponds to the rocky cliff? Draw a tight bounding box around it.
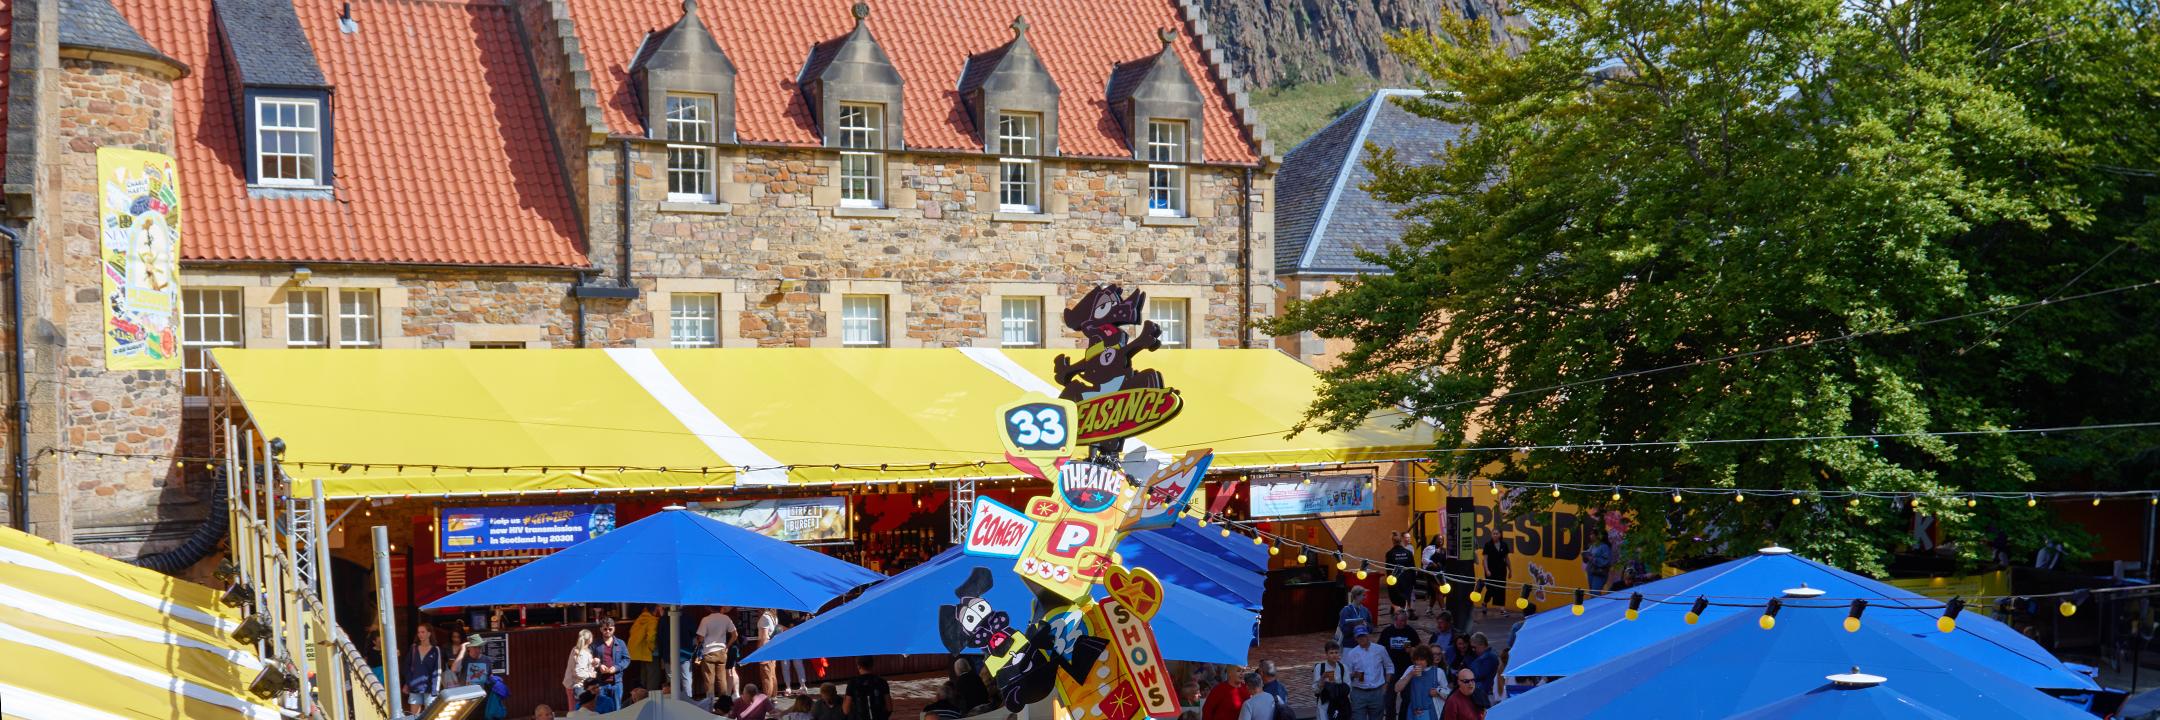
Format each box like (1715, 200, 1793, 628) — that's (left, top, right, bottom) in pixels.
(1198, 0, 1523, 89)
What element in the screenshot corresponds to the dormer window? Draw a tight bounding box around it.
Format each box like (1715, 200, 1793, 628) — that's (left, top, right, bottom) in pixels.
(665, 93, 718, 203)
(255, 97, 326, 187)
(997, 113, 1041, 213)
(837, 103, 886, 208)
(1145, 119, 1187, 216)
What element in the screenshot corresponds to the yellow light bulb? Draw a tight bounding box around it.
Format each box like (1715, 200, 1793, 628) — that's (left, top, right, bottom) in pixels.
(1967, 498, 1977, 508)
(1624, 608, 1639, 621)
(1672, 493, 1682, 504)
(2092, 497, 2102, 507)
(2027, 497, 2037, 508)
(1843, 616, 1861, 632)
(1384, 574, 1397, 586)
(1791, 496, 1802, 506)
(1491, 484, 1502, 496)
(1571, 603, 1584, 616)
(1252, 535, 1264, 545)
(1551, 487, 1561, 498)
(1611, 491, 1622, 502)
(1439, 582, 1452, 595)
(1335, 558, 1348, 571)
(1268, 545, 1280, 556)
(1758, 615, 1775, 630)
(1684, 612, 1700, 625)
(2059, 601, 2078, 617)
(1297, 553, 1309, 564)
(1469, 590, 1483, 603)
(1220, 527, 1232, 537)
(1198, 518, 1209, 528)
(1936, 616, 1956, 633)
(1735, 493, 1745, 503)
(1356, 570, 1369, 581)
(1515, 596, 1529, 610)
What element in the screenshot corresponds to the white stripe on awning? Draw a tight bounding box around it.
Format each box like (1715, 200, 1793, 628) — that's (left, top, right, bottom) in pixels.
(0, 681, 135, 720)
(0, 544, 236, 633)
(0, 583, 263, 671)
(955, 348, 1174, 474)
(605, 348, 790, 485)
(0, 620, 281, 720)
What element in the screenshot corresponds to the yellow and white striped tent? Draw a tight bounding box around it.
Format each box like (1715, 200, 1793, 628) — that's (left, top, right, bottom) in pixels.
(210, 347, 1432, 500)
(0, 526, 276, 720)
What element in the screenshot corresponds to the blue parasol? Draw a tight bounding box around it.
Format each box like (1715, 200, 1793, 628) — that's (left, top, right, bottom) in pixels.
(745, 546, 1254, 665)
(422, 508, 882, 611)
(1115, 516, 1267, 611)
(1506, 547, 2095, 691)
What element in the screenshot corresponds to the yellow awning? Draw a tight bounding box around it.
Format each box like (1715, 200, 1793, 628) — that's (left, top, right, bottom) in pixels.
(211, 348, 1430, 499)
(0, 527, 278, 720)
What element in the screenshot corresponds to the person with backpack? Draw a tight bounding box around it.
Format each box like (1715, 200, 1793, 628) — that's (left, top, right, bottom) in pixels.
(843, 657, 890, 720)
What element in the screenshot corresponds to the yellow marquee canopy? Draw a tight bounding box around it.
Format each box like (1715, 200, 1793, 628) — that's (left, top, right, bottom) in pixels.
(0, 526, 277, 720)
(211, 347, 1431, 500)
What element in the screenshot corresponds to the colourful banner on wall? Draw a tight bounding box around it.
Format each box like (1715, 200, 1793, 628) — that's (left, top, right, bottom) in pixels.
(1249, 472, 1374, 518)
(691, 497, 851, 543)
(96, 147, 183, 370)
(438, 504, 616, 554)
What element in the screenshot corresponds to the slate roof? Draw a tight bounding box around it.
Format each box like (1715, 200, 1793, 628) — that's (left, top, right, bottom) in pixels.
(211, 0, 326, 88)
(1274, 89, 1466, 276)
(113, 0, 587, 267)
(58, 0, 178, 67)
(566, 0, 1260, 163)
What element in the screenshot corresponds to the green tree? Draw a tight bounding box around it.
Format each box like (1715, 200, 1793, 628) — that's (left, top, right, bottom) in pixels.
(1269, 0, 2160, 574)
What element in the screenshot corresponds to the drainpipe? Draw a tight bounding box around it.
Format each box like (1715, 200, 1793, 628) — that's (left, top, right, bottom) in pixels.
(572, 274, 588, 349)
(3, 225, 28, 530)
(1238, 168, 1254, 349)
(618, 140, 633, 287)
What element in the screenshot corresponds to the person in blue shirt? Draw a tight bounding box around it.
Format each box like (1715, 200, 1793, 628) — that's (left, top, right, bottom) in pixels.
(594, 617, 632, 710)
(1391, 646, 1444, 720)
(1258, 661, 1289, 706)
(1339, 586, 1373, 645)
(1465, 633, 1499, 708)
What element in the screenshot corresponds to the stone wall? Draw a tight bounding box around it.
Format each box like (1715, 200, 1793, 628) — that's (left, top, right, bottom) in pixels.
(585, 142, 1277, 349)
(51, 58, 188, 557)
(1275, 275, 1355, 369)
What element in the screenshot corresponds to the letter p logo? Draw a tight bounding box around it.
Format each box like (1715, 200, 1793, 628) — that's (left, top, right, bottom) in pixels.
(1048, 521, 1098, 558)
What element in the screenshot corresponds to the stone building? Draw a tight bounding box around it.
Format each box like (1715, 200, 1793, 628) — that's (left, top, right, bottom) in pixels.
(1272, 88, 1463, 368)
(0, 0, 1276, 559)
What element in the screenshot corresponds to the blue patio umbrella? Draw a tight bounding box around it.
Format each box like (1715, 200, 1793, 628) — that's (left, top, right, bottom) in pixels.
(422, 508, 882, 611)
(745, 545, 1255, 665)
(1488, 607, 2092, 720)
(1506, 547, 2096, 691)
(1115, 516, 1266, 611)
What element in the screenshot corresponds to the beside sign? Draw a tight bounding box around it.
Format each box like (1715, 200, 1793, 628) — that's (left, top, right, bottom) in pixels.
(438, 504, 615, 555)
(691, 497, 851, 543)
(1248, 473, 1374, 518)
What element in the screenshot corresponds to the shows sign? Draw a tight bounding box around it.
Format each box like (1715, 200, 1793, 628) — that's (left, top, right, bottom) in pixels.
(1248, 473, 1374, 518)
(438, 504, 616, 554)
(690, 497, 850, 543)
(1057, 566, 1179, 720)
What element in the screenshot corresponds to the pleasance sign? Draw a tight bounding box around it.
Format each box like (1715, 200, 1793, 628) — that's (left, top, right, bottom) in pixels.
(1075, 387, 1183, 445)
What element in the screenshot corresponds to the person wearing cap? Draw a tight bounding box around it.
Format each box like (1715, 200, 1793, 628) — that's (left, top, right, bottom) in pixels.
(1341, 625, 1394, 720)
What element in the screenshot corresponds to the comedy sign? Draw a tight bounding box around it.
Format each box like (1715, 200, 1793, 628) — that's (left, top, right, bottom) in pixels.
(963, 496, 1036, 559)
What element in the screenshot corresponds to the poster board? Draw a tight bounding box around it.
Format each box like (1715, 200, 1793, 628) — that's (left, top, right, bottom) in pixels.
(690, 497, 851, 543)
(96, 148, 183, 370)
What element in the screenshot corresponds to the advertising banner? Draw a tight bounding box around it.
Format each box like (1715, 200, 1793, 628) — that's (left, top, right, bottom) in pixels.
(691, 497, 850, 543)
(1249, 473, 1375, 518)
(438, 504, 616, 555)
(96, 148, 183, 370)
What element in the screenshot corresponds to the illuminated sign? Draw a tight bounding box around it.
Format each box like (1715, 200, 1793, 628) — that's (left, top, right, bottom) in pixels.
(437, 504, 615, 554)
(1248, 473, 1374, 518)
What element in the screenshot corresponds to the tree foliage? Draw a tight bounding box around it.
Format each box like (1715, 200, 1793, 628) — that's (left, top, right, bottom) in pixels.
(1268, 0, 2160, 573)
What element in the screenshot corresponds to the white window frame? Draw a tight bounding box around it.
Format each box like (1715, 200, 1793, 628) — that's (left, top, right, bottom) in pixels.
(183, 289, 243, 396)
(664, 94, 717, 203)
(1000, 297, 1043, 348)
(286, 288, 327, 348)
(840, 294, 888, 347)
(338, 289, 380, 348)
(997, 113, 1041, 213)
(1145, 119, 1187, 217)
(1148, 298, 1189, 348)
(254, 97, 325, 187)
(670, 293, 721, 349)
(837, 103, 886, 208)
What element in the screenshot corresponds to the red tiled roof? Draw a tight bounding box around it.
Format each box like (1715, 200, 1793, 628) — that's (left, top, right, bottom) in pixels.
(115, 0, 588, 267)
(569, 0, 1261, 164)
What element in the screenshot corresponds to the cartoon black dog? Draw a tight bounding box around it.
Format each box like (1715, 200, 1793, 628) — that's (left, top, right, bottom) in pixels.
(938, 567, 1014, 655)
(1054, 285, 1164, 402)
(991, 616, 1109, 712)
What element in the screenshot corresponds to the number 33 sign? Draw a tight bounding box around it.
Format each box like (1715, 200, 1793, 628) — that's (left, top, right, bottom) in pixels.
(998, 394, 1078, 464)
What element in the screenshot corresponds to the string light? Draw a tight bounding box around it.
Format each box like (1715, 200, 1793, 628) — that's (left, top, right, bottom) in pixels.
(1734, 493, 1745, 503)
(1515, 594, 1529, 610)
(1672, 492, 1682, 504)
(1844, 599, 1867, 632)
(1469, 582, 1484, 604)
(2093, 497, 2103, 507)
(1571, 589, 1586, 616)
(1551, 485, 1561, 499)
(2028, 495, 2038, 508)
(2061, 589, 2089, 617)
(1297, 551, 1309, 564)
(1791, 496, 1801, 506)
(1967, 497, 1977, 508)
(1439, 580, 1452, 595)
(1356, 561, 1370, 581)
(1759, 598, 1782, 630)
(1938, 596, 1964, 633)
(1268, 544, 1280, 556)
(1625, 592, 1643, 621)
(1684, 596, 1708, 625)
(1335, 555, 1349, 571)
(1611, 488, 1622, 502)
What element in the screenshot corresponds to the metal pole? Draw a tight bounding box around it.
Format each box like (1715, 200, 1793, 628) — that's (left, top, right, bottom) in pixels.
(669, 606, 683, 699)
(374, 525, 402, 715)
(285, 487, 313, 718)
(312, 481, 347, 720)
